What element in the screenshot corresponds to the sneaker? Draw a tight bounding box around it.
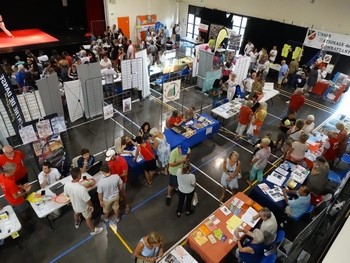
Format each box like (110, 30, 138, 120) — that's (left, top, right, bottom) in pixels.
(286, 100, 290, 104)
(166, 196, 171, 206)
(90, 227, 104, 236)
(116, 217, 120, 223)
(75, 219, 81, 229)
(101, 215, 109, 223)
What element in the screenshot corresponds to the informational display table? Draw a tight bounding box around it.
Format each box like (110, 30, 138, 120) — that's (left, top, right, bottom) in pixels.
(187, 192, 262, 263)
(164, 114, 220, 150)
(180, 36, 204, 46)
(159, 245, 197, 263)
(0, 206, 22, 240)
(312, 80, 330, 96)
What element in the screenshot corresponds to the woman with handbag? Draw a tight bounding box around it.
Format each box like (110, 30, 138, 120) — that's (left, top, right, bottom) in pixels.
(133, 136, 157, 186)
(247, 102, 268, 144)
(176, 161, 196, 217)
(219, 151, 241, 202)
(134, 232, 163, 263)
(150, 127, 171, 175)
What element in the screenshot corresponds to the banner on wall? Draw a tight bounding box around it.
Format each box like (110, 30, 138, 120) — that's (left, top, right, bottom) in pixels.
(304, 28, 350, 57)
(163, 80, 181, 103)
(0, 66, 24, 133)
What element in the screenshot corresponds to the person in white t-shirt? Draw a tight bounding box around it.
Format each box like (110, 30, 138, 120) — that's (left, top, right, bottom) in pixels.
(225, 74, 238, 100)
(97, 164, 123, 223)
(302, 115, 315, 135)
(248, 48, 259, 71)
(101, 65, 117, 96)
(242, 72, 256, 94)
(269, 46, 278, 63)
(64, 168, 103, 236)
(317, 66, 327, 81)
(38, 162, 61, 188)
(244, 40, 254, 55)
(127, 40, 135, 59)
(100, 55, 111, 69)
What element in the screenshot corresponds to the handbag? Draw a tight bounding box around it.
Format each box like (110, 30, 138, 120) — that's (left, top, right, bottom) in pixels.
(192, 192, 198, 206)
(286, 128, 299, 145)
(246, 124, 256, 135)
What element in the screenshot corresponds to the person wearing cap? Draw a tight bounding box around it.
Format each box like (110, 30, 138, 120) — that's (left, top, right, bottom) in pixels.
(274, 111, 296, 151)
(105, 149, 131, 214)
(97, 164, 123, 223)
(166, 143, 191, 206)
(234, 228, 265, 263)
(14, 56, 25, 66)
(302, 115, 315, 135)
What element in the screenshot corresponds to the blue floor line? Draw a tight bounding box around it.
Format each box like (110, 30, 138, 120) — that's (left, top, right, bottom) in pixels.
(49, 111, 285, 262)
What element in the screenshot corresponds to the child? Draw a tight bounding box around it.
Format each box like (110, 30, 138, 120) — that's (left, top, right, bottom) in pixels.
(253, 132, 274, 155)
(247, 138, 271, 186)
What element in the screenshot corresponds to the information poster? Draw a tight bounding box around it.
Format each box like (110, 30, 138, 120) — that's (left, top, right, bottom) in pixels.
(163, 79, 181, 103)
(122, 98, 132, 112)
(19, 125, 37, 144)
(103, 104, 114, 120)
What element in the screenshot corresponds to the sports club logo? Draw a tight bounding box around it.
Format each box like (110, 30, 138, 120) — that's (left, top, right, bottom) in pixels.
(307, 30, 317, 41)
(163, 80, 180, 102)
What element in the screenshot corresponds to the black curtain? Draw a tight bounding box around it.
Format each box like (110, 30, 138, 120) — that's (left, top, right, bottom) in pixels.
(200, 8, 233, 29)
(1, 0, 87, 32)
(240, 18, 307, 64)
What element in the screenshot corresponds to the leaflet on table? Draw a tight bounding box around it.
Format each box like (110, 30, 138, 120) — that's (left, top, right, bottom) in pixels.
(35, 203, 54, 217)
(191, 230, 208, 246)
(226, 215, 243, 230)
(219, 206, 231, 216)
(257, 183, 270, 194)
(241, 207, 259, 227)
(291, 171, 308, 184)
(280, 161, 295, 171)
(275, 167, 289, 176)
(266, 171, 286, 186)
(208, 214, 220, 225)
(266, 187, 284, 202)
(205, 219, 218, 232)
(171, 246, 197, 263)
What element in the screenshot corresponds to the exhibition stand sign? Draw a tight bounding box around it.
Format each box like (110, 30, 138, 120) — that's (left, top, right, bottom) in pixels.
(163, 79, 181, 103)
(304, 28, 350, 56)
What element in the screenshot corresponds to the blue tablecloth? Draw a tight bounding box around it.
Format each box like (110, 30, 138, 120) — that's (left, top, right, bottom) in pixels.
(124, 155, 145, 181)
(248, 161, 306, 215)
(163, 113, 220, 150)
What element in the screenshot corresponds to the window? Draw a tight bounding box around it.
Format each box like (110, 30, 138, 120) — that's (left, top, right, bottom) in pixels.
(227, 14, 248, 51)
(186, 13, 201, 39)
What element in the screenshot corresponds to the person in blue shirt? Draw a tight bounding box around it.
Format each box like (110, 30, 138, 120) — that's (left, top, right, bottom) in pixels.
(277, 60, 288, 91)
(282, 185, 311, 218)
(235, 228, 265, 263)
(16, 64, 26, 88)
(77, 148, 95, 173)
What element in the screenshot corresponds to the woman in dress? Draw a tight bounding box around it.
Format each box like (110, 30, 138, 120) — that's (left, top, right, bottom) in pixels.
(134, 232, 163, 263)
(336, 122, 348, 158)
(176, 161, 196, 217)
(134, 136, 157, 186)
(219, 151, 241, 202)
(68, 64, 78, 81)
(225, 73, 238, 101)
(150, 127, 171, 175)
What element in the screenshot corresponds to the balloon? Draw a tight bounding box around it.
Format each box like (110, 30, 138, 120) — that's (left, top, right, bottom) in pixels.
(147, 15, 151, 22)
(136, 24, 141, 29)
(160, 23, 164, 27)
(155, 22, 160, 32)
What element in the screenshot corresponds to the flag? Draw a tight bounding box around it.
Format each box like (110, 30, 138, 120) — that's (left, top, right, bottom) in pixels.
(214, 28, 228, 53)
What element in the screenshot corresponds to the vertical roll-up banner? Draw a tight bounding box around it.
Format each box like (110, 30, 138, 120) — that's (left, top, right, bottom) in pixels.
(0, 67, 24, 135)
(214, 28, 228, 53)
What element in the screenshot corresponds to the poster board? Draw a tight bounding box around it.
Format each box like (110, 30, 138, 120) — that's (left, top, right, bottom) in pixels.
(163, 79, 181, 103)
(136, 14, 157, 43)
(202, 69, 222, 92)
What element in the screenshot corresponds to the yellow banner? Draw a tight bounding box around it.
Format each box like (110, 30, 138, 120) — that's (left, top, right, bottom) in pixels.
(214, 28, 228, 53)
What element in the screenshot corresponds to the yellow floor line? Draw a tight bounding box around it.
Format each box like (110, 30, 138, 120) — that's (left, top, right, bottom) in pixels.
(109, 223, 133, 254)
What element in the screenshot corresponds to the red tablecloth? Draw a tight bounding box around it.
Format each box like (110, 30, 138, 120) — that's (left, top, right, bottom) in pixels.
(312, 81, 330, 96)
(187, 192, 262, 263)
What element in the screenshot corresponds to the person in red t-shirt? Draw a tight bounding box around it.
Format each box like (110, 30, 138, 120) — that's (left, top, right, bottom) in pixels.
(0, 146, 28, 185)
(105, 149, 131, 214)
(0, 163, 32, 227)
(236, 100, 253, 140)
(168, 110, 184, 128)
(289, 89, 305, 113)
(322, 131, 339, 166)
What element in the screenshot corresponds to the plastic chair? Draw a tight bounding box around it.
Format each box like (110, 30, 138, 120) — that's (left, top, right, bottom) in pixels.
(155, 73, 169, 85)
(115, 137, 122, 152)
(72, 156, 80, 168)
(290, 204, 314, 221)
(328, 170, 341, 184)
(265, 230, 285, 251)
(337, 153, 350, 167)
(261, 253, 277, 263)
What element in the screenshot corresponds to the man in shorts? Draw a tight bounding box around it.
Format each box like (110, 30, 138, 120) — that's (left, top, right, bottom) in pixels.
(277, 60, 288, 91)
(166, 143, 191, 206)
(105, 150, 131, 214)
(64, 168, 103, 236)
(97, 164, 123, 223)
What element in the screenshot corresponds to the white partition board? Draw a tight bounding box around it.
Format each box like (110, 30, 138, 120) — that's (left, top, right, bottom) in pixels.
(64, 80, 84, 123)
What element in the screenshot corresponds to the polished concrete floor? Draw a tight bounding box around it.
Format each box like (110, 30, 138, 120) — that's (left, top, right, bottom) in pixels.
(1, 49, 349, 262)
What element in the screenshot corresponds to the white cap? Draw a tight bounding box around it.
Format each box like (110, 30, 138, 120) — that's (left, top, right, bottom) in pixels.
(105, 149, 116, 161)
